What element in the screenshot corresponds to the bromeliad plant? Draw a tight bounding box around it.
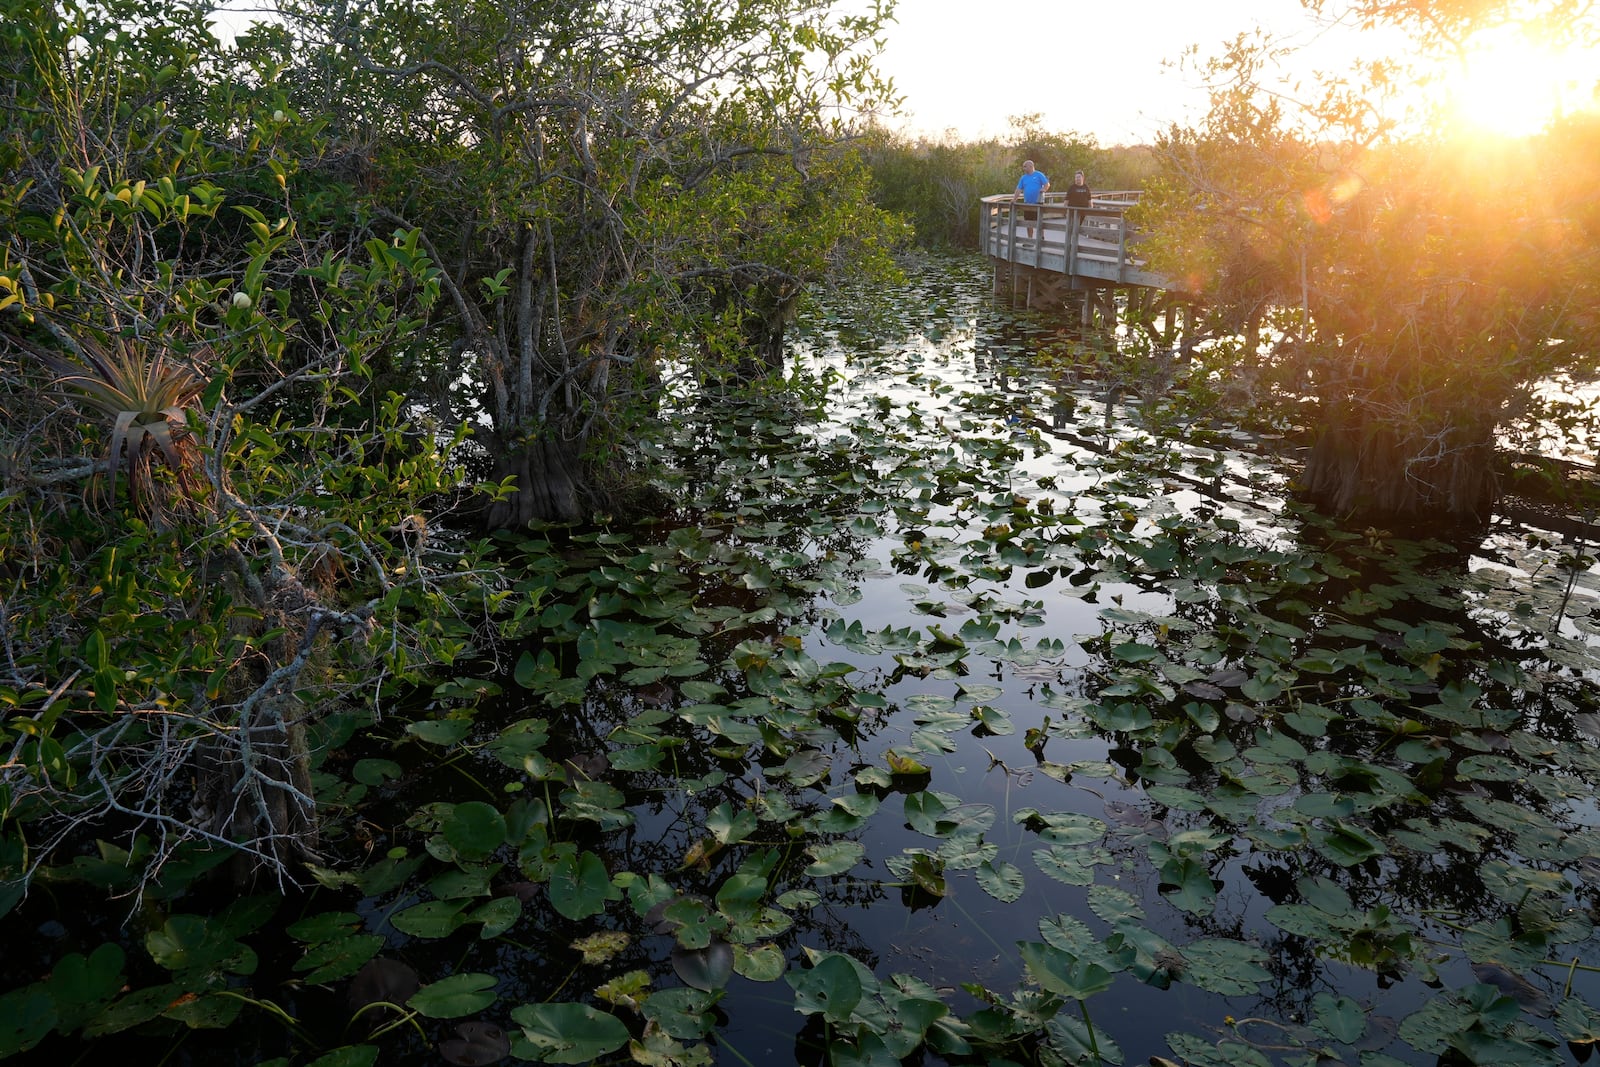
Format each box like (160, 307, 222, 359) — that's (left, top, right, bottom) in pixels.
(30, 331, 207, 513)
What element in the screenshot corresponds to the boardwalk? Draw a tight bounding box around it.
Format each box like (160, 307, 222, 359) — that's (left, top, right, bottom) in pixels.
(979, 191, 1167, 287)
(979, 191, 1180, 330)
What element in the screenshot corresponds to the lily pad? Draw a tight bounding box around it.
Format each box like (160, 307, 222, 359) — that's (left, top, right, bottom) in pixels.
(439, 1020, 511, 1066)
(509, 1002, 630, 1064)
(410, 972, 498, 1019)
(347, 958, 419, 1012)
(671, 939, 735, 991)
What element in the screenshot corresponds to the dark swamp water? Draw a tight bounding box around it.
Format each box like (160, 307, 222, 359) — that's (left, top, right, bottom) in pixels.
(5, 253, 1600, 1066)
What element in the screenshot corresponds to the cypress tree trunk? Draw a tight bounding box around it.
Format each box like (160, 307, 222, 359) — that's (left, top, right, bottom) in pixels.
(483, 434, 585, 528)
(1300, 410, 1499, 523)
(733, 284, 800, 379)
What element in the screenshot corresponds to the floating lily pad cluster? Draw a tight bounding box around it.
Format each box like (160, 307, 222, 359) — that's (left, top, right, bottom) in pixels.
(3, 254, 1599, 1066)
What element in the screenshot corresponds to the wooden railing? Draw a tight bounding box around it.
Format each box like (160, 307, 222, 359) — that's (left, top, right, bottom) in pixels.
(978, 190, 1167, 289)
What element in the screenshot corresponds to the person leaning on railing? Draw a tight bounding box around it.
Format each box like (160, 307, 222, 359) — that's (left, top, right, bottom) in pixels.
(1065, 171, 1092, 235)
(1014, 160, 1050, 240)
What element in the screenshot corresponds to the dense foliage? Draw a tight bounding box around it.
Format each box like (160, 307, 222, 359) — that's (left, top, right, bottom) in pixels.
(1, 0, 902, 902)
(253, 0, 909, 525)
(1134, 2, 1600, 521)
(0, 0, 494, 887)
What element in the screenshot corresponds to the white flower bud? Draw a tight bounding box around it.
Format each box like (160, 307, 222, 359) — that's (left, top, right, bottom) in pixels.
(231, 291, 252, 310)
(273, 109, 285, 122)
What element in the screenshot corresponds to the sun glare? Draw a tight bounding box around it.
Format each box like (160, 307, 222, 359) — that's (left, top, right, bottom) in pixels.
(1442, 26, 1595, 138)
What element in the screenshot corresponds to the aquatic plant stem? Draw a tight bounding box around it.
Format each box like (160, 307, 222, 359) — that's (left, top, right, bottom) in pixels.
(355, 1002, 428, 1041)
(543, 963, 580, 1001)
(214, 989, 318, 1046)
(1080, 999, 1102, 1061)
(715, 1037, 761, 1067)
(1553, 529, 1588, 628)
(442, 756, 496, 800)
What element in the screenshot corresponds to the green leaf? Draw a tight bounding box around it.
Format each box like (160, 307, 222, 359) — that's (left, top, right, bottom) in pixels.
(905, 790, 957, 836)
(1180, 940, 1272, 996)
(442, 801, 508, 861)
(1312, 992, 1365, 1043)
(1034, 845, 1108, 886)
(406, 719, 472, 746)
(789, 954, 863, 1023)
(1087, 884, 1145, 924)
(706, 803, 758, 845)
(833, 792, 881, 819)
(559, 780, 633, 829)
(41, 943, 124, 1033)
(805, 841, 866, 877)
(772, 748, 831, 786)
(1019, 942, 1115, 1000)
(164, 991, 242, 1028)
(1159, 857, 1219, 915)
(976, 860, 1025, 902)
(641, 987, 719, 1040)
(1557, 995, 1600, 1047)
(0, 988, 55, 1056)
(714, 872, 767, 922)
(1048, 1012, 1124, 1065)
(352, 759, 402, 786)
(390, 900, 469, 938)
(549, 851, 621, 921)
(1309, 820, 1386, 866)
(471, 897, 522, 939)
(1016, 808, 1108, 845)
(146, 915, 256, 976)
(513, 650, 541, 688)
(287, 912, 365, 944)
(294, 934, 385, 985)
(428, 865, 497, 900)
(734, 943, 786, 982)
(409, 972, 498, 1018)
(510, 1002, 630, 1063)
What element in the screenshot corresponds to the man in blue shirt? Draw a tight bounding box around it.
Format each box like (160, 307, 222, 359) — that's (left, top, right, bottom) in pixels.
(1014, 160, 1050, 240)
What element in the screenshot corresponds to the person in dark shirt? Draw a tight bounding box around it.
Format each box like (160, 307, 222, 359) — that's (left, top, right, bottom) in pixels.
(1065, 171, 1092, 207)
(1065, 171, 1092, 238)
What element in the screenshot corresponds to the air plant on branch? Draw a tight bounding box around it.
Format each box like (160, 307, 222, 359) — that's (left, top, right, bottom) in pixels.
(33, 332, 209, 512)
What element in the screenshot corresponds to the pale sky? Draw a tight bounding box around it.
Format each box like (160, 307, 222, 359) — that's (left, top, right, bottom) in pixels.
(869, 0, 1381, 145)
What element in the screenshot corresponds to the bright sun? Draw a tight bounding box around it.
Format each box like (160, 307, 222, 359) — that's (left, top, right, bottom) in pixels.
(1442, 26, 1594, 137)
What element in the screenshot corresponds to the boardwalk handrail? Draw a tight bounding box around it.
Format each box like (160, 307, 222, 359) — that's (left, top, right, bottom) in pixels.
(976, 189, 1144, 210)
(977, 189, 1167, 290)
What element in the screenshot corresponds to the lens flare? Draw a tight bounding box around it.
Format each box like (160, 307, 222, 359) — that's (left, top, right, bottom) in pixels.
(1442, 26, 1595, 138)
